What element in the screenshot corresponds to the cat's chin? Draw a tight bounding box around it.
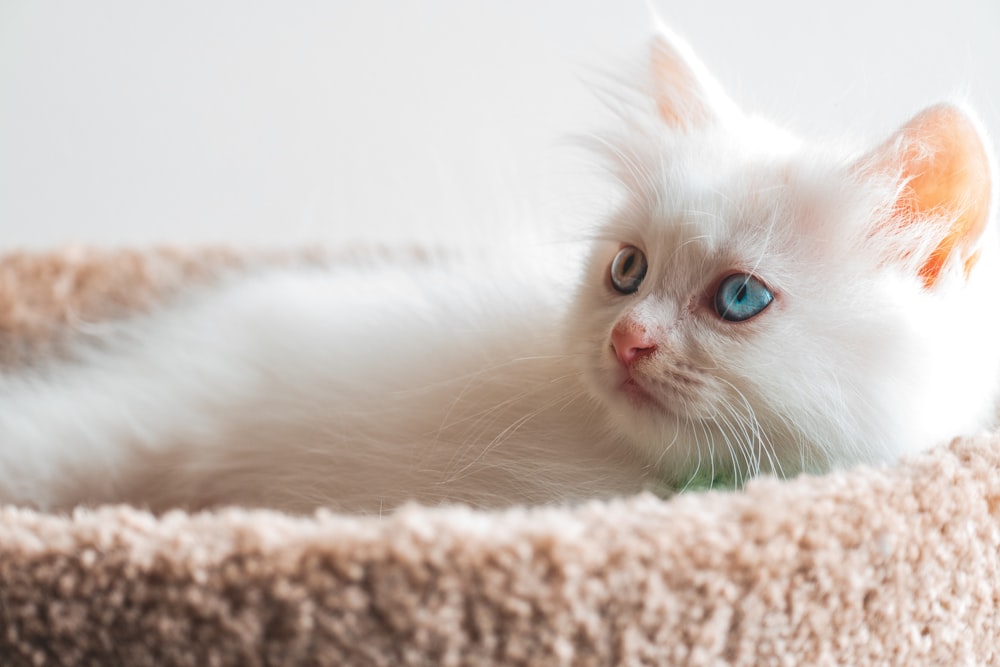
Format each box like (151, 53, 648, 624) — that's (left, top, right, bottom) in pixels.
(598, 387, 696, 470)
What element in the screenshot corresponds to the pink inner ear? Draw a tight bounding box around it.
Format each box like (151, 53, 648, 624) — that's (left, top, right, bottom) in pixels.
(651, 40, 708, 130)
(892, 106, 992, 288)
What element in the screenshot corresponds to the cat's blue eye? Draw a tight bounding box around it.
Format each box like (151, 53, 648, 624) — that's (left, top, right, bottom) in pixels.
(714, 274, 773, 322)
(609, 245, 647, 295)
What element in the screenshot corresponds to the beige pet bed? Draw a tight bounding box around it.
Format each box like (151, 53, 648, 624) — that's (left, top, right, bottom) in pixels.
(1, 248, 997, 666)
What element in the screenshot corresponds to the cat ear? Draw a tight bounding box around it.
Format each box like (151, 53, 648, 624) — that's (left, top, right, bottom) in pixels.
(648, 26, 740, 130)
(860, 103, 994, 288)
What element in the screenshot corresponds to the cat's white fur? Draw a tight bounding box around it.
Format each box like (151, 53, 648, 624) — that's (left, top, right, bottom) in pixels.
(0, 250, 653, 512)
(575, 117, 1000, 482)
(1, 29, 997, 512)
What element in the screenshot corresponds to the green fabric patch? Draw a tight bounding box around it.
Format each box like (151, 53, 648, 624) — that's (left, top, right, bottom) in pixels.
(649, 468, 742, 496)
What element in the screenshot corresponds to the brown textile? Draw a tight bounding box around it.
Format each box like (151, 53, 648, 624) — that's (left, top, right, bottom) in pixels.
(0, 246, 253, 368)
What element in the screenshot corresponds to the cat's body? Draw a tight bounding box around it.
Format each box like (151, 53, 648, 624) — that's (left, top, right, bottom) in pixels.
(2, 28, 998, 513)
(0, 250, 651, 512)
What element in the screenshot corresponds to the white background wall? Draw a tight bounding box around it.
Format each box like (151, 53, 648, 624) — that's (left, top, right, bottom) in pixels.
(1, 1, 998, 249)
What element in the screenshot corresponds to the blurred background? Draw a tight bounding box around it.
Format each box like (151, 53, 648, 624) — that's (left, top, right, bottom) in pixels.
(1, 1, 997, 249)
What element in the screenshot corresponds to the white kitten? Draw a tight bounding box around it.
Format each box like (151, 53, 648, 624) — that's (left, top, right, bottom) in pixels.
(0, 28, 997, 513)
(573, 29, 1000, 486)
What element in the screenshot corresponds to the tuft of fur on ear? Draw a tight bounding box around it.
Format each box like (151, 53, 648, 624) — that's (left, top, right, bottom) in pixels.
(648, 25, 741, 131)
(860, 103, 995, 289)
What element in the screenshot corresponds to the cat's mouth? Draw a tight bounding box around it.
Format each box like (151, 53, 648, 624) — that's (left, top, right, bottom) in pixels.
(614, 365, 707, 419)
(620, 376, 667, 411)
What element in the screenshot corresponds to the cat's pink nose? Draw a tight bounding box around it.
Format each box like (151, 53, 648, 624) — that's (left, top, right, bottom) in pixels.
(611, 323, 657, 368)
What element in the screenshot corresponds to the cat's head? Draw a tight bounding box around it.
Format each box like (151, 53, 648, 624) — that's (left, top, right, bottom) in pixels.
(571, 26, 999, 485)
